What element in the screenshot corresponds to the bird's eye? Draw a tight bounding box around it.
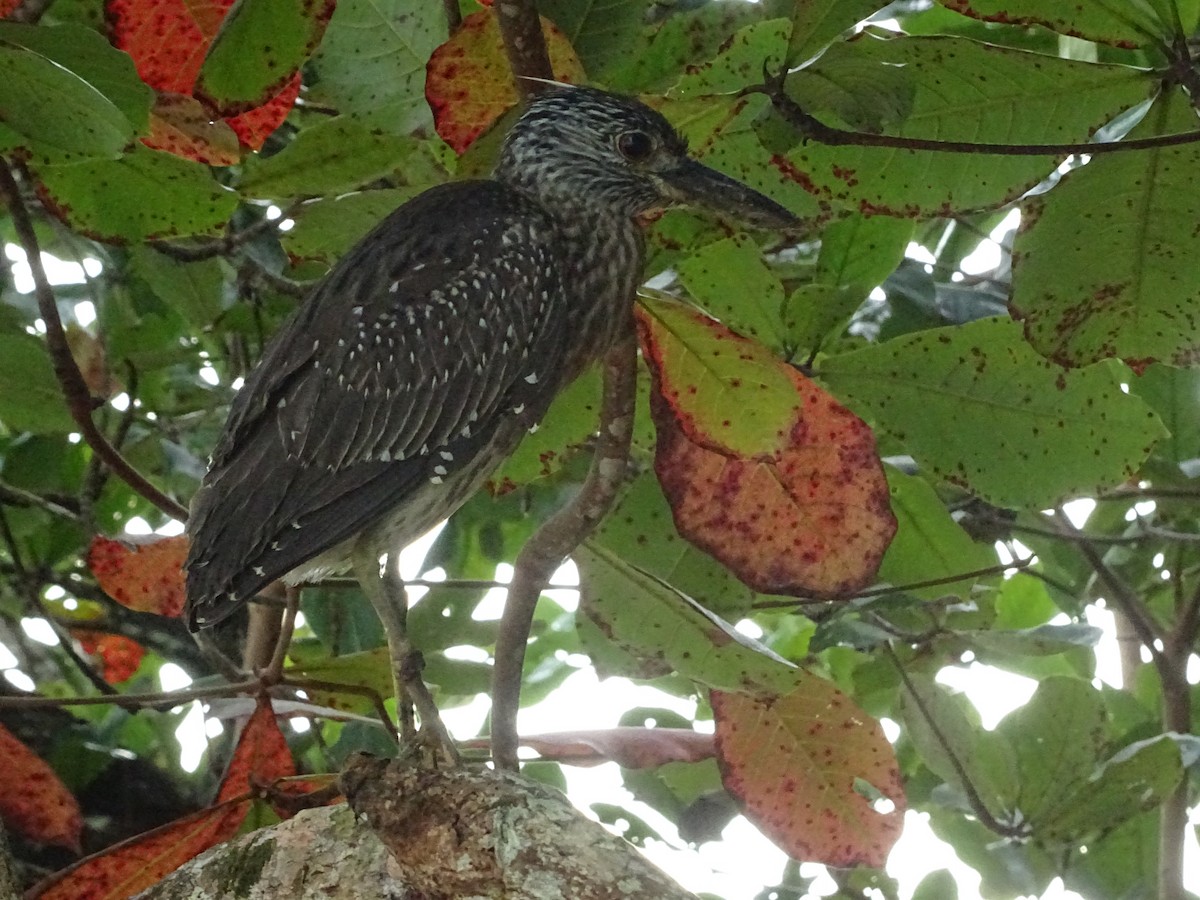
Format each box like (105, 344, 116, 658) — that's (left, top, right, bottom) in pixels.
(616, 130, 655, 162)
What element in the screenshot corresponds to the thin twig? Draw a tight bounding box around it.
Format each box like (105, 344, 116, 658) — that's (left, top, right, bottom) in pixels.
(491, 333, 638, 772)
(150, 202, 304, 263)
(441, 0, 461, 32)
(1048, 510, 1166, 654)
(0, 159, 188, 521)
(0, 481, 80, 520)
(759, 73, 1200, 158)
(751, 557, 1034, 610)
(886, 644, 1027, 839)
(495, 0, 554, 96)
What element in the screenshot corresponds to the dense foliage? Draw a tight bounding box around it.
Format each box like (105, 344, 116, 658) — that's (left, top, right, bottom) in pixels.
(1, 0, 1200, 896)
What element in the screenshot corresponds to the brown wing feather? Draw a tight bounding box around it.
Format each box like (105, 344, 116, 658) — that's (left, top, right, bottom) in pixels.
(186, 181, 569, 628)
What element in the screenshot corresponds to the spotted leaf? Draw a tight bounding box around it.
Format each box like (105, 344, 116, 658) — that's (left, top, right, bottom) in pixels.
(713, 675, 904, 867)
(636, 295, 895, 599)
(0, 724, 82, 853)
(426, 8, 585, 154)
(1011, 90, 1200, 370)
(87, 534, 187, 617)
(819, 317, 1167, 508)
(935, 0, 1183, 47)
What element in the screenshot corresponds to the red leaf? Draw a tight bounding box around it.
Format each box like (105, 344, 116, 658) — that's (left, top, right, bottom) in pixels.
(73, 631, 146, 683)
(713, 678, 904, 867)
(0, 0, 22, 16)
(38, 800, 247, 899)
(86, 535, 187, 617)
(425, 9, 585, 154)
(637, 299, 896, 598)
(225, 74, 302, 151)
(218, 696, 297, 803)
(107, 0, 298, 158)
(0, 724, 82, 853)
(109, 0, 233, 94)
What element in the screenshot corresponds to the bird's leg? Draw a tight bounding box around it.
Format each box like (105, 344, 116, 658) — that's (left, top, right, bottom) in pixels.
(491, 332, 638, 771)
(352, 539, 460, 765)
(262, 586, 300, 684)
(381, 561, 417, 741)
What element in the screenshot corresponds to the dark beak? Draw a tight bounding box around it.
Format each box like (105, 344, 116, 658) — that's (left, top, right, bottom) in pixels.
(658, 158, 798, 230)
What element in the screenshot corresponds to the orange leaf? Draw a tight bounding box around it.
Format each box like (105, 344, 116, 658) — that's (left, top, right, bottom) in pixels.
(39, 800, 247, 899)
(86, 535, 187, 617)
(0, 724, 81, 853)
(712, 678, 904, 867)
(225, 74, 302, 151)
(73, 631, 146, 683)
(637, 299, 896, 598)
(142, 92, 241, 165)
(425, 9, 585, 154)
(109, 0, 234, 94)
(218, 696, 296, 803)
(108, 0, 298, 158)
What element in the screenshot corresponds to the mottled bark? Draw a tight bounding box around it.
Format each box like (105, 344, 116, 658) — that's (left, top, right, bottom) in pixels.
(341, 752, 697, 900)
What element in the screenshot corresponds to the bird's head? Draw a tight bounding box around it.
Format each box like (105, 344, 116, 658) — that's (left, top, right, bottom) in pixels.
(495, 85, 797, 229)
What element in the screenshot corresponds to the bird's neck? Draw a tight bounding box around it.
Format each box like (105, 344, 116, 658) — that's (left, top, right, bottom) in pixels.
(554, 207, 645, 363)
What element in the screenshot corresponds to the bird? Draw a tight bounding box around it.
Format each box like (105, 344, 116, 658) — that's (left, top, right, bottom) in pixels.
(184, 85, 797, 632)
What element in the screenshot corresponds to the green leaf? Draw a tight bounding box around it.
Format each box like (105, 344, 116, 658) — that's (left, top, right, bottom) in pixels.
(911, 868, 958, 900)
(602, 2, 766, 93)
(993, 573, 1058, 629)
(32, 144, 238, 241)
(538, 0, 650, 78)
(1012, 91, 1200, 368)
(672, 19, 790, 98)
(877, 467, 995, 600)
(676, 234, 786, 350)
(783, 34, 1156, 216)
(783, 282, 862, 355)
(898, 673, 1019, 817)
(307, 0, 446, 133)
(575, 542, 798, 694)
(487, 367, 600, 494)
(816, 213, 912, 292)
(1131, 363, 1200, 469)
(282, 188, 421, 263)
(933, 0, 1175, 47)
(592, 472, 757, 620)
(968, 623, 1101, 659)
(239, 117, 417, 199)
(0, 42, 133, 158)
(197, 0, 333, 114)
(129, 248, 226, 328)
(1040, 734, 1184, 841)
(789, 0, 888, 64)
(0, 336, 76, 434)
(992, 676, 1105, 825)
(819, 317, 1167, 507)
(0, 23, 151, 132)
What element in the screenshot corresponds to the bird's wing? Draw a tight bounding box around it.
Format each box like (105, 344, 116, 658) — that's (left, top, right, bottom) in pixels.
(186, 181, 570, 627)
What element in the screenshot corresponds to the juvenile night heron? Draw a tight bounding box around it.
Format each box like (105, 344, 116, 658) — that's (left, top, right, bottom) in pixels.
(185, 86, 795, 632)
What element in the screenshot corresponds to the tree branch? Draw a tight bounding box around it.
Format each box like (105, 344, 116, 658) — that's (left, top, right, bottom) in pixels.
(0, 159, 189, 522)
(1048, 510, 1166, 654)
(491, 332, 637, 771)
(495, 0, 554, 96)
